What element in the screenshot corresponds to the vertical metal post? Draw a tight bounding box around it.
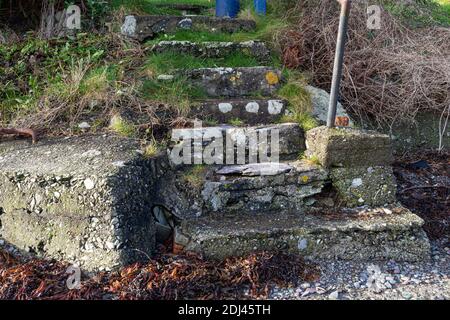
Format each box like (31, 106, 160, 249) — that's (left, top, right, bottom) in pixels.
(327, 0, 352, 128)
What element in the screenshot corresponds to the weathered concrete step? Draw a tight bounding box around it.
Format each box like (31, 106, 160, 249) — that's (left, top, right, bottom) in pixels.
(175, 207, 430, 262)
(176, 67, 284, 98)
(153, 160, 326, 219)
(190, 98, 288, 125)
(121, 15, 256, 42)
(167, 123, 305, 166)
(151, 40, 271, 63)
(0, 135, 170, 271)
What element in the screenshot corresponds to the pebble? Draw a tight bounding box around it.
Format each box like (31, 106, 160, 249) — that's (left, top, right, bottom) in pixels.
(84, 178, 95, 190)
(78, 122, 91, 130)
(402, 292, 413, 300)
(300, 283, 310, 289)
(0, 239, 4, 246)
(328, 290, 340, 300)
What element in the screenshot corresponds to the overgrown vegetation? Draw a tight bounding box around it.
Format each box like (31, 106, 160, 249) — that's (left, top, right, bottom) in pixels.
(1, 0, 448, 141)
(0, 0, 294, 139)
(279, 0, 450, 129)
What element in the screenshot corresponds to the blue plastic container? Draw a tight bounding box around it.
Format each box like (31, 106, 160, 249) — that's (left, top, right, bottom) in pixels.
(216, 0, 240, 18)
(254, 0, 266, 15)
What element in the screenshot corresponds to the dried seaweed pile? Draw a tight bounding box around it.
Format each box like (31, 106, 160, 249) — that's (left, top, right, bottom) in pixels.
(393, 150, 450, 240)
(0, 251, 319, 300)
(279, 0, 450, 127)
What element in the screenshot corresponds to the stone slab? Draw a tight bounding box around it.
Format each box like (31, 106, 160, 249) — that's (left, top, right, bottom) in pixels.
(180, 67, 283, 98)
(151, 40, 271, 63)
(305, 85, 354, 126)
(215, 162, 293, 176)
(190, 98, 287, 125)
(121, 15, 256, 42)
(175, 207, 430, 262)
(0, 135, 169, 271)
(305, 126, 393, 168)
(167, 123, 306, 166)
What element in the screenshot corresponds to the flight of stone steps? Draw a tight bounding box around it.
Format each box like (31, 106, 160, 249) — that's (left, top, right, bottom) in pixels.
(0, 4, 431, 272)
(120, 6, 431, 263)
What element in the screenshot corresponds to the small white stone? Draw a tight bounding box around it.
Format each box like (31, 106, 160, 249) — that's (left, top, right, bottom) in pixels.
(157, 74, 174, 81)
(84, 178, 95, 190)
(218, 103, 233, 113)
(268, 100, 284, 115)
(358, 198, 365, 203)
(112, 161, 126, 167)
(106, 241, 115, 250)
(351, 178, 363, 188)
(245, 101, 260, 113)
(300, 282, 310, 289)
(54, 191, 61, 199)
(328, 290, 340, 300)
(78, 122, 91, 130)
(298, 238, 308, 250)
(121, 15, 137, 36)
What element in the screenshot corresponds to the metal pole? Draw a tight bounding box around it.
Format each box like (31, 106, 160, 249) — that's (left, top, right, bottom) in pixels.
(327, 0, 352, 128)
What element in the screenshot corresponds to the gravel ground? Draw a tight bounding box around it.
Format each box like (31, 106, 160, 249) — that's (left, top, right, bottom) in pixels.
(1, 236, 449, 300)
(269, 238, 449, 300)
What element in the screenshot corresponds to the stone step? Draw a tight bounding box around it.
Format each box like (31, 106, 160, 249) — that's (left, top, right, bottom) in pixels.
(190, 98, 288, 125)
(0, 135, 171, 272)
(153, 160, 326, 219)
(174, 67, 284, 98)
(150, 40, 271, 63)
(174, 207, 430, 262)
(121, 15, 256, 42)
(167, 123, 305, 167)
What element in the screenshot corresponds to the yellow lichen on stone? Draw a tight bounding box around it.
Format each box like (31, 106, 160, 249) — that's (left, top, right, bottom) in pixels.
(265, 72, 279, 85)
(301, 175, 310, 183)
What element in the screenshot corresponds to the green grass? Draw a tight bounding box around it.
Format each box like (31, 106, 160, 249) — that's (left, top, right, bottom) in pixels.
(228, 118, 245, 126)
(384, 0, 450, 27)
(141, 0, 289, 45)
(141, 77, 207, 114)
(276, 70, 319, 131)
(109, 114, 136, 137)
(436, 0, 450, 24)
(144, 50, 261, 74)
(0, 34, 112, 124)
(112, 0, 215, 15)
